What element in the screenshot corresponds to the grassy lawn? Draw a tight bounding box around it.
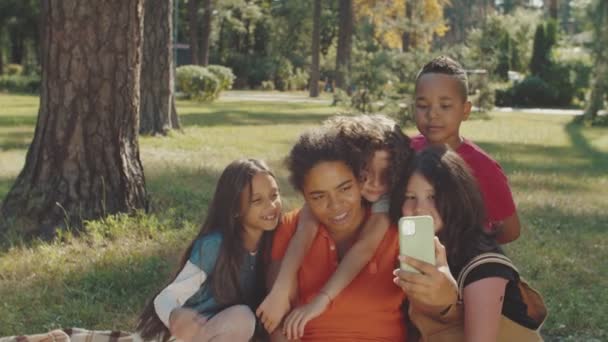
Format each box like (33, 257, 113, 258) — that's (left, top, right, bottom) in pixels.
(0, 93, 606, 340)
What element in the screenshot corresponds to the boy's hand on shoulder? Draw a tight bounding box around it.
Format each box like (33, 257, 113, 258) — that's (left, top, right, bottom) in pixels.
(256, 288, 291, 334)
(282, 293, 331, 340)
(169, 308, 208, 342)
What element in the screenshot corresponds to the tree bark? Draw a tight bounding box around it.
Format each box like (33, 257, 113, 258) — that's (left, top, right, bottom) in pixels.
(140, 0, 181, 135)
(309, 0, 321, 97)
(200, 0, 212, 66)
(546, 0, 558, 20)
(335, 0, 352, 91)
(584, 0, 608, 121)
(188, 0, 200, 65)
(0, 0, 148, 236)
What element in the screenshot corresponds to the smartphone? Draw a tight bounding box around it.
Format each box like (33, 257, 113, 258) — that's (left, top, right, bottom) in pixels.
(398, 215, 436, 273)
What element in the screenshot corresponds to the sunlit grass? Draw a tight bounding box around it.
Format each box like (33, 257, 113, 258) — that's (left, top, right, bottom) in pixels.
(0, 93, 606, 340)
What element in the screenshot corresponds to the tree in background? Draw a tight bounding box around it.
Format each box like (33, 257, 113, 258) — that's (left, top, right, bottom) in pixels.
(140, 0, 181, 135)
(336, 0, 353, 90)
(0, 0, 40, 74)
(0, 0, 148, 236)
(309, 0, 322, 97)
(583, 0, 608, 122)
(188, 0, 200, 65)
(200, 0, 213, 66)
(529, 20, 557, 78)
(496, 31, 512, 80)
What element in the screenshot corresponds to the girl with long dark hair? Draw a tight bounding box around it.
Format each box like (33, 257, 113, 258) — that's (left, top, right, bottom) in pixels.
(137, 159, 282, 342)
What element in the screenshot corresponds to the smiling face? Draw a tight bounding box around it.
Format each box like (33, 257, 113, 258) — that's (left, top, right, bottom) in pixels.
(360, 149, 391, 202)
(414, 73, 472, 150)
(240, 172, 282, 235)
(302, 161, 365, 238)
(401, 172, 444, 233)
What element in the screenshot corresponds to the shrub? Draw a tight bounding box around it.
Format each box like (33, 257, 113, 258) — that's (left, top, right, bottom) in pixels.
(495, 87, 514, 107)
(274, 57, 293, 91)
(260, 80, 275, 91)
(286, 68, 309, 91)
(475, 83, 496, 112)
(0, 74, 41, 93)
(206, 65, 235, 91)
(175, 65, 221, 102)
(510, 76, 557, 107)
(6, 64, 23, 76)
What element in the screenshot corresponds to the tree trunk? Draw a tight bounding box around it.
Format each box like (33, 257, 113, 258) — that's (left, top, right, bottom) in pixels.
(309, 0, 321, 97)
(584, 0, 608, 121)
(9, 28, 24, 64)
(402, 0, 415, 51)
(200, 0, 212, 66)
(546, 0, 558, 20)
(335, 0, 352, 91)
(140, 0, 181, 135)
(0, 0, 148, 236)
(189, 0, 200, 65)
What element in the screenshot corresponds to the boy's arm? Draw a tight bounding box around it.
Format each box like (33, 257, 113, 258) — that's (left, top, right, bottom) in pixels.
(257, 205, 317, 333)
(271, 205, 318, 296)
(281, 207, 391, 340)
(320, 212, 389, 299)
(493, 212, 521, 244)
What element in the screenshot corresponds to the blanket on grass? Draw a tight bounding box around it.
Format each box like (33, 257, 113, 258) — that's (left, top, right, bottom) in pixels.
(0, 328, 145, 342)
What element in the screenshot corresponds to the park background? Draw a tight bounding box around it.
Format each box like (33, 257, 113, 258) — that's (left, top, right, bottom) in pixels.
(0, 0, 607, 341)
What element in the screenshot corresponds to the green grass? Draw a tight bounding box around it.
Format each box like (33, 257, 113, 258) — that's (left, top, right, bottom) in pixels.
(1, 93, 607, 341)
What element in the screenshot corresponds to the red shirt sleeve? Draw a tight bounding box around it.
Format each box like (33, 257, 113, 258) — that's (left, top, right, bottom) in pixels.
(271, 210, 300, 261)
(471, 156, 516, 224)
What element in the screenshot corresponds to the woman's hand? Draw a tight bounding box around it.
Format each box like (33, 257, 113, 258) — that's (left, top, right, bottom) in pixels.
(393, 237, 458, 313)
(282, 293, 330, 340)
(168, 308, 208, 342)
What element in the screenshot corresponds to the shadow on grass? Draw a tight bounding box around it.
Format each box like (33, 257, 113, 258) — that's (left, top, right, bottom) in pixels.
(0, 130, 34, 150)
(0, 115, 37, 128)
(476, 139, 607, 180)
(565, 120, 608, 171)
(178, 102, 336, 127)
(0, 241, 179, 335)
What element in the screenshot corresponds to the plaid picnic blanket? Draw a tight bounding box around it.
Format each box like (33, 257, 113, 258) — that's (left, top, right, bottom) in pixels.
(0, 328, 146, 342)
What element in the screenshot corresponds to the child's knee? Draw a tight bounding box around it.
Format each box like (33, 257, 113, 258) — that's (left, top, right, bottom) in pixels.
(227, 305, 256, 338)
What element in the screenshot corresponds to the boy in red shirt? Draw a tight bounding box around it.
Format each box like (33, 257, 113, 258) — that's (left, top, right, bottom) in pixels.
(411, 56, 520, 243)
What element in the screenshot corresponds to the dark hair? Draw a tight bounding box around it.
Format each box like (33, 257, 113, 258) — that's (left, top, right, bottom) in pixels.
(286, 127, 361, 192)
(323, 114, 413, 191)
(137, 159, 276, 341)
(415, 55, 469, 102)
(390, 145, 498, 274)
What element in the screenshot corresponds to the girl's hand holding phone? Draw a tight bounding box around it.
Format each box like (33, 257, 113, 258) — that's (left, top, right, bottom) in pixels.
(393, 237, 457, 313)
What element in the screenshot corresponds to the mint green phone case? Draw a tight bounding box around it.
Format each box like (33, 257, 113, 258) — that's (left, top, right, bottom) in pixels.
(398, 215, 436, 273)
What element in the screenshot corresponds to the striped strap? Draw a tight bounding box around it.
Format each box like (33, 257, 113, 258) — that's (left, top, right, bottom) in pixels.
(456, 253, 518, 302)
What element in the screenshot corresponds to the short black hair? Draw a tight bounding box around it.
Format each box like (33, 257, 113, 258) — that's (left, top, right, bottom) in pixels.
(415, 55, 469, 102)
(286, 127, 361, 192)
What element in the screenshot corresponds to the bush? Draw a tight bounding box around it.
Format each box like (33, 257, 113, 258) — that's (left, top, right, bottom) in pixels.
(475, 83, 496, 113)
(206, 65, 235, 91)
(5, 64, 23, 76)
(495, 87, 514, 107)
(260, 80, 275, 91)
(0, 74, 41, 93)
(286, 68, 309, 91)
(274, 57, 293, 91)
(510, 76, 557, 107)
(175, 65, 221, 102)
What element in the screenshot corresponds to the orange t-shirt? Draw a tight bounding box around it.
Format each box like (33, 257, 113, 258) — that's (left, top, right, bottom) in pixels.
(272, 210, 407, 341)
